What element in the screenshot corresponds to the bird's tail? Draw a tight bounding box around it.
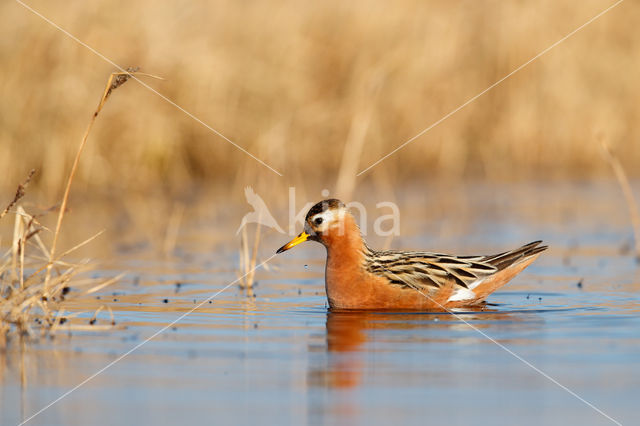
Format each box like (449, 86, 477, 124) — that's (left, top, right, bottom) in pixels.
(470, 241, 547, 302)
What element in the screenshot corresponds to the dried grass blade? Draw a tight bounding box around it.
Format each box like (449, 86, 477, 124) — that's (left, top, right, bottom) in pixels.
(600, 140, 640, 260)
(84, 273, 124, 295)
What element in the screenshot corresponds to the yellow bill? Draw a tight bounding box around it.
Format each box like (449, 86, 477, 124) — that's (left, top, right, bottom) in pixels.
(276, 231, 309, 254)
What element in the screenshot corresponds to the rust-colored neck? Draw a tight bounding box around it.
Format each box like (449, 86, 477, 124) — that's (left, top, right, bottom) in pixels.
(322, 213, 369, 308)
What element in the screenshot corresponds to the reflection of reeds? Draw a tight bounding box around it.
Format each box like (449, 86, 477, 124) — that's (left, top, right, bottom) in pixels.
(600, 139, 640, 261)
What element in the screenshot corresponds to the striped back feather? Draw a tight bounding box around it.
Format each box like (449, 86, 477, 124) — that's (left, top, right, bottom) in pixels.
(363, 241, 547, 293)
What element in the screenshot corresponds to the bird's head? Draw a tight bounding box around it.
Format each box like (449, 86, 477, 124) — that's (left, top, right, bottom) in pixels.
(276, 199, 352, 253)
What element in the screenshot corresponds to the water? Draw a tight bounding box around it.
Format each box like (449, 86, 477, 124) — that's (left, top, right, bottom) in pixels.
(1, 181, 639, 425)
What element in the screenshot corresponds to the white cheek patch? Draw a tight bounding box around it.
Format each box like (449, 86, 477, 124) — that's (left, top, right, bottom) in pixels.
(310, 209, 346, 234)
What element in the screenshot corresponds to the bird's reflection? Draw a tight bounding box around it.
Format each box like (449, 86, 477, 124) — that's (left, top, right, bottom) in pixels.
(309, 306, 515, 389)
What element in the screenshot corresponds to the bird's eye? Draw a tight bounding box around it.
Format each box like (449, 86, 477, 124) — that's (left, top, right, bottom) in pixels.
(314, 217, 323, 226)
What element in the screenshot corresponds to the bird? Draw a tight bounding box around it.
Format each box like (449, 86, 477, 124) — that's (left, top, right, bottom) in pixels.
(276, 199, 547, 310)
(236, 186, 285, 235)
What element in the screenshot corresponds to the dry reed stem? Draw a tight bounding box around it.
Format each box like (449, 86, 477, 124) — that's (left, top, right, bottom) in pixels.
(1, 226, 117, 342)
(89, 306, 104, 325)
(248, 222, 262, 288)
(11, 208, 23, 284)
(335, 74, 380, 200)
(600, 139, 640, 261)
(163, 203, 185, 256)
(0, 170, 35, 220)
(45, 67, 155, 290)
(334, 107, 374, 200)
(57, 230, 105, 260)
(2, 145, 120, 344)
(107, 305, 115, 325)
(19, 230, 103, 288)
(238, 217, 262, 295)
(239, 226, 251, 293)
(85, 273, 124, 295)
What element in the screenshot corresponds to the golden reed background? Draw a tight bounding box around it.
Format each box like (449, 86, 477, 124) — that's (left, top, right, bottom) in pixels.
(1, 0, 639, 196)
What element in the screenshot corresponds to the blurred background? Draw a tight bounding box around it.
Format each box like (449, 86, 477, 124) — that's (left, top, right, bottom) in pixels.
(2, 3, 640, 425)
(1, 0, 638, 203)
